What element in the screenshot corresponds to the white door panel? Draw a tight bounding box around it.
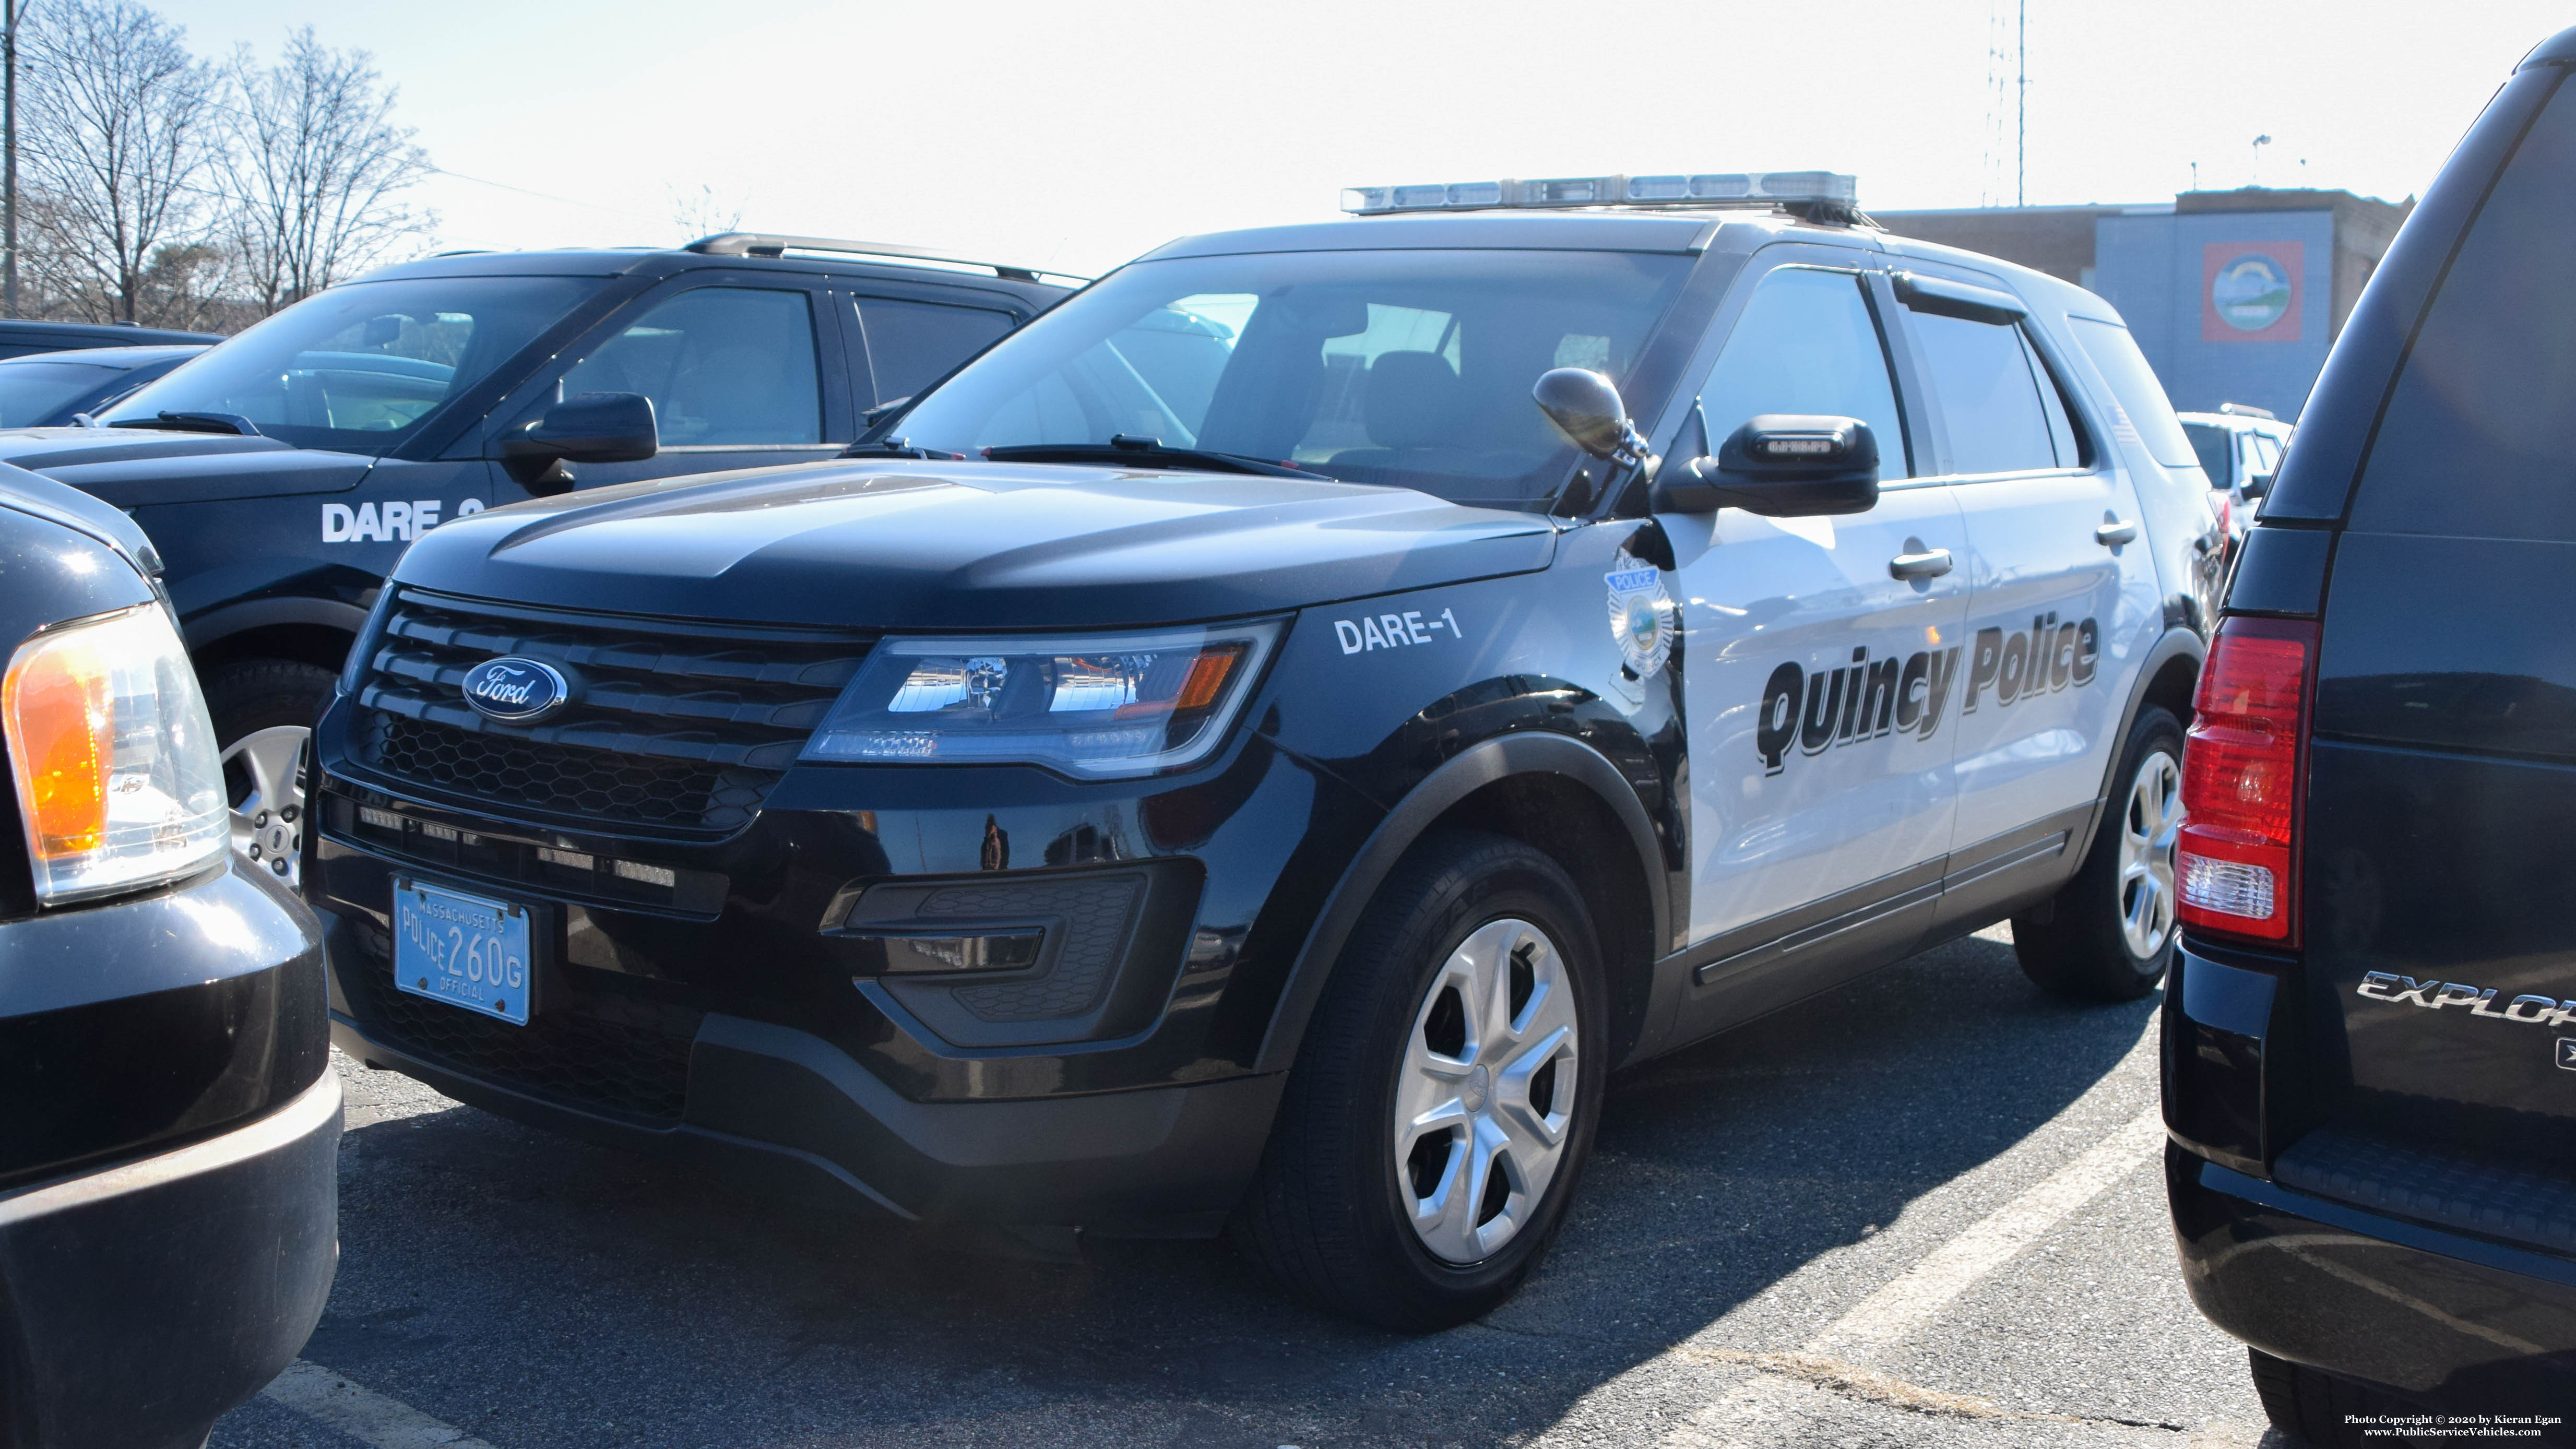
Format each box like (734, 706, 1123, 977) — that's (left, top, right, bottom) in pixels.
(1947, 470, 2158, 848)
(1671, 484, 1969, 942)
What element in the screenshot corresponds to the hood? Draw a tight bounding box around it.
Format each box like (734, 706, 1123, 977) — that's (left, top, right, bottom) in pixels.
(0, 460, 162, 575)
(393, 459, 1558, 630)
(0, 427, 374, 507)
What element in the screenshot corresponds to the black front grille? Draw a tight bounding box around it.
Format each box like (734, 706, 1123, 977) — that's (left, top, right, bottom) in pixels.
(349, 589, 871, 833)
(340, 941, 698, 1125)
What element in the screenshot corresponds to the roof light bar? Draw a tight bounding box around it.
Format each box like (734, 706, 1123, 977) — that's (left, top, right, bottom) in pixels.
(1340, 172, 1858, 216)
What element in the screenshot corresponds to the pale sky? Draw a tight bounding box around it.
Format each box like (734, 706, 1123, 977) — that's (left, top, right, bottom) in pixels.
(144, 0, 2573, 279)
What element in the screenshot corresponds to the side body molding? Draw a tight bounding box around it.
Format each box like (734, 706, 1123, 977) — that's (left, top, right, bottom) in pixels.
(1253, 731, 1671, 1075)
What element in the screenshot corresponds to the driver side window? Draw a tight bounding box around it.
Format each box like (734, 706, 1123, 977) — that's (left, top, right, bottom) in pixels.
(1696, 267, 1912, 479)
(559, 286, 822, 447)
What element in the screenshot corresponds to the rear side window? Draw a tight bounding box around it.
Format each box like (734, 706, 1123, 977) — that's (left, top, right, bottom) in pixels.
(2067, 317, 2200, 470)
(2354, 75, 2576, 537)
(1910, 310, 2056, 476)
(857, 299, 1013, 408)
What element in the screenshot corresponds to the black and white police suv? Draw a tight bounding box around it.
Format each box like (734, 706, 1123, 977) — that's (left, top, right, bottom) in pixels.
(0, 233, 1074, 894)
(305, 173, 2223, 1328)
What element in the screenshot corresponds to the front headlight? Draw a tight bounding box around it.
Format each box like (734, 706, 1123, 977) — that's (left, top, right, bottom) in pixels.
(802, 621, 1280, 779)
(3, 604, 227, 904)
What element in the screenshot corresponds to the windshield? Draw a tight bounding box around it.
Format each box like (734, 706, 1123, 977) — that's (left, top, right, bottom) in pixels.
(102, 275, 603, 450)
(0, 360, 121, 426)
(886, 248, 1694, 510)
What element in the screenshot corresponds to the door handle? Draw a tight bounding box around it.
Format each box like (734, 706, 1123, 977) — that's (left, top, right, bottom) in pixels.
(2095, 518, 2139, 546)
(1888, 548, 1953, 579)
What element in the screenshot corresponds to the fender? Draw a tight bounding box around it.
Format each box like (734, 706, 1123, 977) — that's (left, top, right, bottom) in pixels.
(2067, 623, 2206, 868)
(180, 593, 371, 655)
(1253, 731, 1670, 1075)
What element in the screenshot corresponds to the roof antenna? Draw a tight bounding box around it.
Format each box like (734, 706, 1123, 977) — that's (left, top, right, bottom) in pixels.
(2252, 134, 2272, 187)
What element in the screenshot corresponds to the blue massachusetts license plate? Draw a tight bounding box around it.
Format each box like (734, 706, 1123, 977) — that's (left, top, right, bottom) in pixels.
(393, 878, 534, 1025)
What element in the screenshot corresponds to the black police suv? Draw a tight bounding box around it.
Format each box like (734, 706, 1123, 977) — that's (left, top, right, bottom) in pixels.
(0, 469, 336, 1448)
(0, 233, 1073, 896)
(2166, 29, 2576, 1441)
(305, 173, 2224, 1328)
(0, 343, 207, 427)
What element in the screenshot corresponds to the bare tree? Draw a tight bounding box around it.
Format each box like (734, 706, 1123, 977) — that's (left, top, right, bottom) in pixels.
(221, 28, 433, 316)
(669, 182, 745, 244)
(18, 0, 218, 324)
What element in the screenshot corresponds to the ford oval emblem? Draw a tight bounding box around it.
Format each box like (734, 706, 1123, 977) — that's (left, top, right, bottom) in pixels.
(460, 657, 572, 723)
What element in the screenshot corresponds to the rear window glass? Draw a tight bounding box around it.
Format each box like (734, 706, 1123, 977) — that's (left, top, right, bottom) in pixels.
(2353, 74, 2576, 537)
(2067, 317, 2200, 470)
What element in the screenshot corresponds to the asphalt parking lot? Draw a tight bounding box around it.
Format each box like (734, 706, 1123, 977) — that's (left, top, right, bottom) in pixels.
(212, 923, 2283, 1449)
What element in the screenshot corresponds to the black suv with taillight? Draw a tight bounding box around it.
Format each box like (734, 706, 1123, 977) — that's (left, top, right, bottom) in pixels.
(2164, 28, 2576, 1443)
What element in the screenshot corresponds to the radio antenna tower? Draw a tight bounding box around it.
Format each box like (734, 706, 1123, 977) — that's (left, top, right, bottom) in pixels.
(2016, 0, 2027, 206)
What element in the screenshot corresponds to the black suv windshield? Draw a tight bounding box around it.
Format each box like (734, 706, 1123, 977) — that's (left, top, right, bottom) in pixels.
(102, 275, 602, 450)
(886, 248, 1693, 511)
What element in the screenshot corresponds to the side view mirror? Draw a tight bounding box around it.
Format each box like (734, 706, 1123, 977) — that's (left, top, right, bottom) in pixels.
(1653, 414, 1881, 517)
(2242, 470, 2274, 501)
(1532, 367, 1646, 467)
(503, 391, 657, 494)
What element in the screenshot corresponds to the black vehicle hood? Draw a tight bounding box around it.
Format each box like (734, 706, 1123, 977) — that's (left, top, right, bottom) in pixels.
(0, 428, 373, 507)
(393, 459, 1559, 629)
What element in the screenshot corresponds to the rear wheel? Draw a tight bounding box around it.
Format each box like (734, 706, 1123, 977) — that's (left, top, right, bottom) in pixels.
(2013, 704, 2184, 1001)
(1237, 830, 1606, 1331)
(203, 659, 336, 889)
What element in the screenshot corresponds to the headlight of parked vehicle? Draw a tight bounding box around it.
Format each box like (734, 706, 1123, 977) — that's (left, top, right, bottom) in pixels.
(3, 604, 227, 904)
(802, 621, 1279, 779)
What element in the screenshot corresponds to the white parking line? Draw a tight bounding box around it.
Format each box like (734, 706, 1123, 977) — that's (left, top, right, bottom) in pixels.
(260, 1360, 500, 1449)
(1811, 1107, 2168, 1354)
(1658, 1103, 2170, 1445)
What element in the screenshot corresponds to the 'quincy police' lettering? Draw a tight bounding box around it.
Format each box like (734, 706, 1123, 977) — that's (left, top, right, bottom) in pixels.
(1755, 612, 2098, 775)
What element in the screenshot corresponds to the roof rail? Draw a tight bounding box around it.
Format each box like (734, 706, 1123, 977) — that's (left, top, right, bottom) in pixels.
(682, 232, 1078, 286)
(2216, 402, 2279, 420)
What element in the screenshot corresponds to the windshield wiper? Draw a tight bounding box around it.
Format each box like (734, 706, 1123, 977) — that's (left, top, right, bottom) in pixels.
(982, 435, 1322, 481)
(109, 410, 262, 437)
(838, 437, 964, 460)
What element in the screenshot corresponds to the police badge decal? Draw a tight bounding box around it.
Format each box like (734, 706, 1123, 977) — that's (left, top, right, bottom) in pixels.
(1606, 555, 1675, 680)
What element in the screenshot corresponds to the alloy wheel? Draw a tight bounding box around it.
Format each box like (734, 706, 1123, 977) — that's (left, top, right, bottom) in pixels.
(224, 724, 308, 888)
(1392, 917, 1581, 1265)
(2118, 748, 2181, 959)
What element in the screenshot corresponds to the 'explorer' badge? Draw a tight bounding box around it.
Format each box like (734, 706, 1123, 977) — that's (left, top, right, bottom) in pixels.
(460, 657, 573, 723)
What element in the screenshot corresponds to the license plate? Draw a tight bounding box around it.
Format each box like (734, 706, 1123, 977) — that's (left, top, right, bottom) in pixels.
(393, 878, 535, 1025)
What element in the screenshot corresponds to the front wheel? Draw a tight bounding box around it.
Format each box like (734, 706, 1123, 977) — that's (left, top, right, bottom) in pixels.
(1237, 830, 1607, 1331)
(204, 659, 336, 889)
(2013, 704, 2185, 1002)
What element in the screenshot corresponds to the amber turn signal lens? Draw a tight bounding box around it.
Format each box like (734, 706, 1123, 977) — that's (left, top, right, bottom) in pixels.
(2, 632, 113, 859)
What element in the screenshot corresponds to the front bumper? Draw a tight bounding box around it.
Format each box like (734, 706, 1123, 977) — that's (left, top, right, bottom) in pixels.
(2168, 1142, 2576, 1417)
(329, 941, 1279, 1231)
(0, 1071, 341, 1449)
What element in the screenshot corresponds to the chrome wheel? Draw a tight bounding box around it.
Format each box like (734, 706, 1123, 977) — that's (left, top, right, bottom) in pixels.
(1393, 917, 1581, 1265)
(223, 725, 307, 887)
(2118, 747, 2181, 959)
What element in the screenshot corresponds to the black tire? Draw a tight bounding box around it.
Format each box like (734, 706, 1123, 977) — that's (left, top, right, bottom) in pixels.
(2248, 1348, 2420, 1447)
(201, 658, 337, 751)
(2013, 704, 2185, 1002)
(1236, 830, 1607, 1331)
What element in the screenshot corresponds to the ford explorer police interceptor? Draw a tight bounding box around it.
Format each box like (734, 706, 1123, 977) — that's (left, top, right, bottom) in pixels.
(303, 173, 2223, 1329)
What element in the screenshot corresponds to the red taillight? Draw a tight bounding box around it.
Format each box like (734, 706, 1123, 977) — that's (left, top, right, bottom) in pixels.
(2178, 616, 2317, 943)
